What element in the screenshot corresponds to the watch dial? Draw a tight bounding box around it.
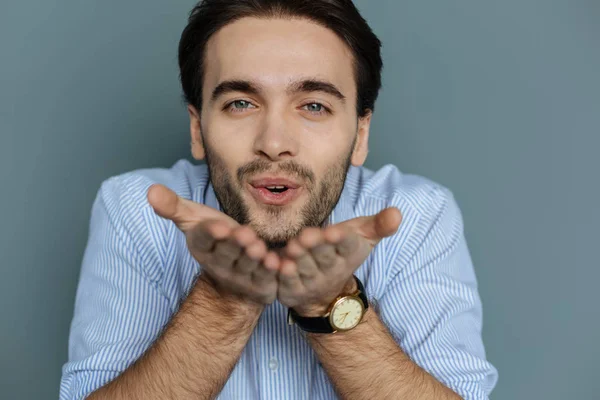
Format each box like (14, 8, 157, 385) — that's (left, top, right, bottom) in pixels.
(331, 297, 363, 330)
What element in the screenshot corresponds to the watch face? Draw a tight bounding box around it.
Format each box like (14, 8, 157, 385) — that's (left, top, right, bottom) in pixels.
(330, 296, 364, 331)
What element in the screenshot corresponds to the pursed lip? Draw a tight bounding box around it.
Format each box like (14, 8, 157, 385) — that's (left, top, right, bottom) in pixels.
(248, 176, 301, 189)
(245, 176, 304, 206)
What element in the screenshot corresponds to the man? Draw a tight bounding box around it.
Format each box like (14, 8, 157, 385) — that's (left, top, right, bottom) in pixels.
(60, 0, 498, 399)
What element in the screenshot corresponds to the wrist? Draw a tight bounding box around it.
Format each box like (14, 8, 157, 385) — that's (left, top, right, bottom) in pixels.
(194, 273, 264, 317)
(306, 307, 375, 341)
(293, 276, 358, 317)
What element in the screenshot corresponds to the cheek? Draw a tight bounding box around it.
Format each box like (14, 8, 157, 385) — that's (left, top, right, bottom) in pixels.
(207, 113, 254, 139)
(299, 120, 354, 162)
(298, 116, 336, 134)
(204, 119, 255, 160)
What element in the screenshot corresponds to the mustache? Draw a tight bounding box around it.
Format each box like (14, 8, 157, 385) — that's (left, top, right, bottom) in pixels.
(237, 159, 316, 187)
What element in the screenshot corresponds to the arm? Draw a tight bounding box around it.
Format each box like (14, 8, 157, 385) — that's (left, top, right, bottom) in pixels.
(60, 179, 277, 400)
(307, 306, 460, 400)
(277, 208, 455, 399)
(88, 274, 262, 400)
(278, 188, 497, 399)
(366, 190, 498, 399)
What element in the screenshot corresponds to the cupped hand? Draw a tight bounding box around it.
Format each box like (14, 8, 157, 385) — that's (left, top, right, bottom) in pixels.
(277, 207, 402, 316)
(147, 184, 280, 305)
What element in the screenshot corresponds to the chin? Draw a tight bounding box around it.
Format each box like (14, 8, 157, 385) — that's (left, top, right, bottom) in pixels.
(255, 232, 292, 250)
(249, 214, 303, 250)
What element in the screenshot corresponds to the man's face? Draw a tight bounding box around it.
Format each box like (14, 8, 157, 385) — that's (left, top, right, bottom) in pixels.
(189, 17, 371, 249)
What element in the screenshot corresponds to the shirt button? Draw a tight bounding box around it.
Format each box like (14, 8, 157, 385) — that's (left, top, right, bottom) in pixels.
(268, 358, 279, 371)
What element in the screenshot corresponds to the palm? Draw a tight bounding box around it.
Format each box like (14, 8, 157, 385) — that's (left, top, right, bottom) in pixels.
(147, 183, 403, 309)
(147, 184, 279, 305)
(276, 207, 402, 314)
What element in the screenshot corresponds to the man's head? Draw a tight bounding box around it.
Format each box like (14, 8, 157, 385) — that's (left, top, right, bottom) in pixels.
(178, 0, 382, 248)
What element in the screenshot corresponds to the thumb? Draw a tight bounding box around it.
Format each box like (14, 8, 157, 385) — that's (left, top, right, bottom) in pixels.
(147, 184, 229, 232)
(341, 207, 402, 246)
(147, 184, 194, 231)
(372, 207, 402, 239)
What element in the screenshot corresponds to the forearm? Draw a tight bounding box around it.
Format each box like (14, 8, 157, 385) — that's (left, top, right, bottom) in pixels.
(88, 274, 263, 400)
(307, 309, 460, 400)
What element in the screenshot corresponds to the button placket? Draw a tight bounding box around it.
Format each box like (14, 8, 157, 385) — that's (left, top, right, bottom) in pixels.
(268, 357, 279, 371)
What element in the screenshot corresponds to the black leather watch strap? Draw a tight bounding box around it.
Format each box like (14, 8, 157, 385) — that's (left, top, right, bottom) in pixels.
(288, 275, 368, 333)
(288, 311, 334, 333)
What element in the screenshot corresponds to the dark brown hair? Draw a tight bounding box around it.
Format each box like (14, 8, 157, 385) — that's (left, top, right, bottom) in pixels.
(178, 0, 383, 118)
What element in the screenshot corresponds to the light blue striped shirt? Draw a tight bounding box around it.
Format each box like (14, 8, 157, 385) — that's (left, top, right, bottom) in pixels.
(60, 159, 498, 399)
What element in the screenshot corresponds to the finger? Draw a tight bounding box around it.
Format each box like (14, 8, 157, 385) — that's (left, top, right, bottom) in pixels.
(297, 227, 325, 249)
(296, 227, 326, 265)
(147, 184, 193, 228)
(323, 225, 345, 244)
(231, 225, 258, 248)
(329, 228, 360, 258)
(187, 220, 230, 253)
(206, 220, 232, 240)
(263, 251, 281, 272)
(373, 207, 403, 238)
(337, 207, 403, 246)
(278, 258, 304, 293)
(212, 236, 242, 268)
(309, 242, 338, 271)
(286, 237, 320, 280)
(233, 252, 259, 274)
(231, 227, 262, 274)
(245, 239, 268, 262)
(251, 251, 279, 284)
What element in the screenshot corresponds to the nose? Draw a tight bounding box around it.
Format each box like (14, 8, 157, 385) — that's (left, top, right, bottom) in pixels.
(252, 110, 299, 161)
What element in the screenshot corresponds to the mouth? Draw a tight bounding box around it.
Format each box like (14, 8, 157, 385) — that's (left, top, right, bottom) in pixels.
(247, 176, 303, 206)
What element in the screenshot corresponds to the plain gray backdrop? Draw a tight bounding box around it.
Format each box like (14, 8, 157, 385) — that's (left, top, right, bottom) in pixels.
(1, 1, 598, 399)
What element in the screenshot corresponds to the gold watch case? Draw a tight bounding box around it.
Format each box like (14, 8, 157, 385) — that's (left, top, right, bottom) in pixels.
(328, 294, 366, 331)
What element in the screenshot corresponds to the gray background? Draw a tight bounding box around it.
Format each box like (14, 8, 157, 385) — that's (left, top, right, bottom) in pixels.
(1, 0, 598, 398)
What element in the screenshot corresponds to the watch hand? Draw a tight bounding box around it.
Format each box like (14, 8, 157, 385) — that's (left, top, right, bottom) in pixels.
(340, 312, 350, 323)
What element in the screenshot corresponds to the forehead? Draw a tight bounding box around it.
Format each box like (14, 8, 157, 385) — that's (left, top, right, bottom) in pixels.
(203, 17, 356, 97)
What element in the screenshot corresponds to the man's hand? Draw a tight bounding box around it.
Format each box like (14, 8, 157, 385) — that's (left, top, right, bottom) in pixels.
(277, 207, 402, 316)
(147, 184, 280, 305)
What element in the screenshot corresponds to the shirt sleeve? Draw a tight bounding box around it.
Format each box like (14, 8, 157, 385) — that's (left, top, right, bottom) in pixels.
(59, 177, 172, 400)
(376, 187, 498, 400)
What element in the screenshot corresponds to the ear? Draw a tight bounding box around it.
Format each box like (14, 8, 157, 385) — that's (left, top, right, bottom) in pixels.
(351, 110, 372, 167)
(188, 104, 206, 160)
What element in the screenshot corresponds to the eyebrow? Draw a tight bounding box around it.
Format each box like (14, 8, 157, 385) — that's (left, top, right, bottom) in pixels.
(211, 80, 261, 102)
(210, 78, 346, 104)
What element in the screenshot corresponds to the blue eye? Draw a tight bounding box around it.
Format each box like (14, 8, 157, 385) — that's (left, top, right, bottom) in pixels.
(306, 103, 323, 112)
(232, 100, 252, 109)
(302, 102, 330, 115)
(224, 100, 257, 114)
(302, 102, 332, 117)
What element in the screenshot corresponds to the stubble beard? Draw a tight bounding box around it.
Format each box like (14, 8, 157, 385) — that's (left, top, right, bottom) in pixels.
(203, 139, 354, 250)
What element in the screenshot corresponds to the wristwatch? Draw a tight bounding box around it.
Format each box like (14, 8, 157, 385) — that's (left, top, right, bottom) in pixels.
(287, 275, 368, 334)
